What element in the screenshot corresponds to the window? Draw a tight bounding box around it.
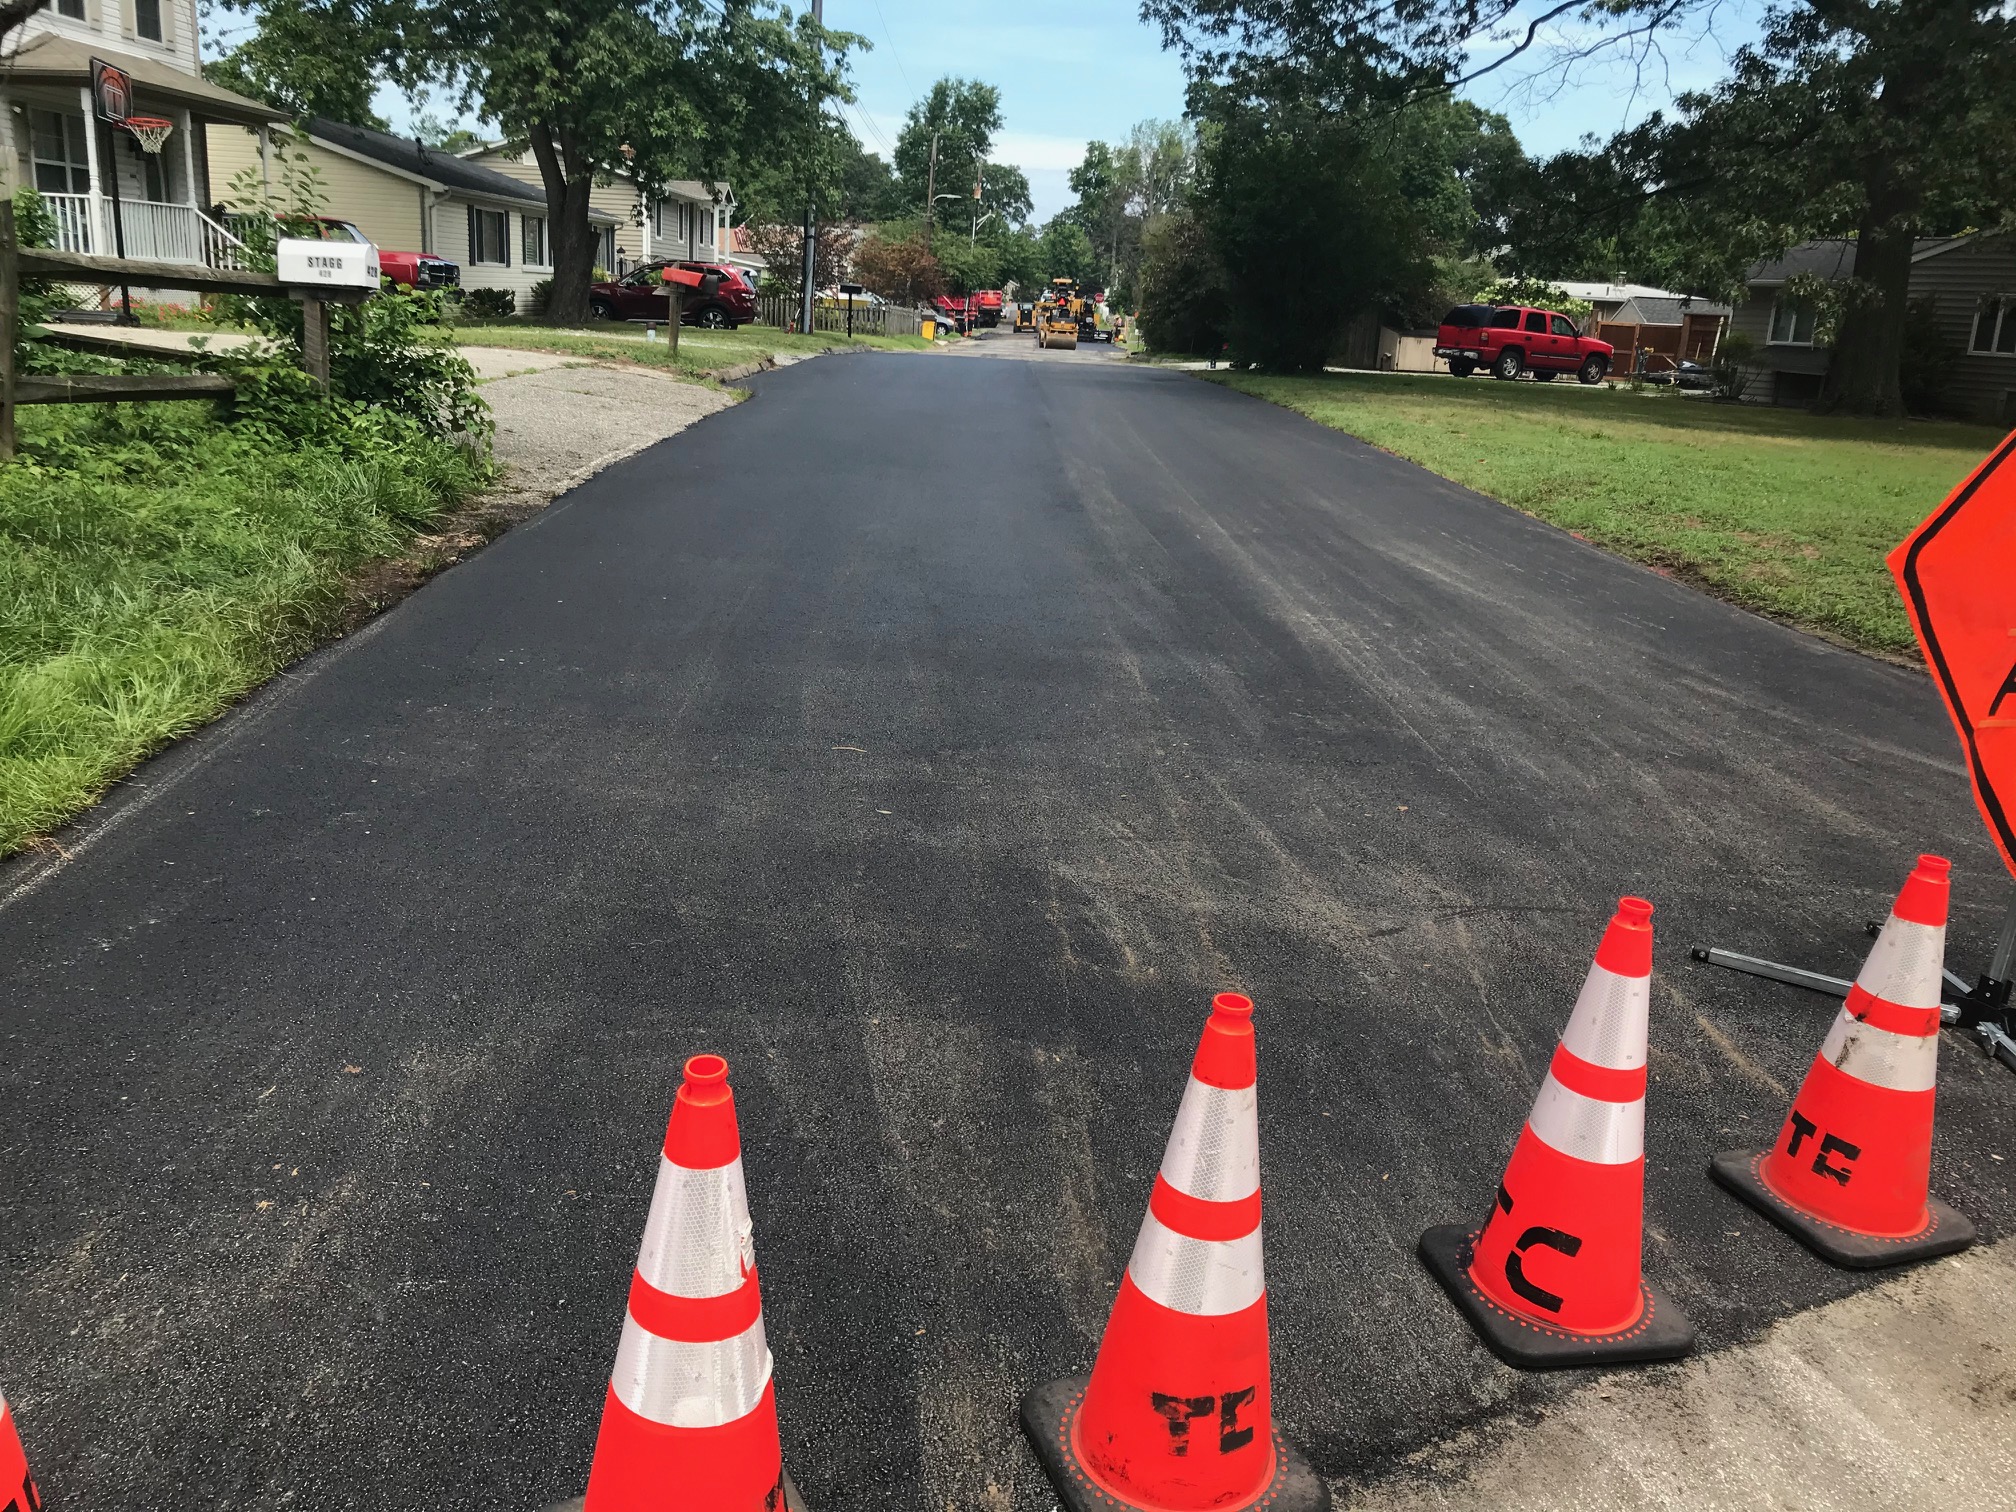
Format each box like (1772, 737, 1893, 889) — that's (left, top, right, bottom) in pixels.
(1489, 307, 1521, 329)
(1522, 310, 1548, 334)
(467, 206, 509, 265)
(1550, 315, 1579, 337)
(135, 0, 162, 40)
(55, 0, 84, 17)
(1769, 296, 1818, 345)
(29, 110, 91, 195)
(521, 214, 547, 266)
(598, 224, 616, 271)
(1970, 297, 2016, 356)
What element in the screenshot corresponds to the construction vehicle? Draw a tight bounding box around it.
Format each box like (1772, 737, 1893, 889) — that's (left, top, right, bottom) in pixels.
(1035, 277, 1082, 350)
(1012, 301, 1036, 333)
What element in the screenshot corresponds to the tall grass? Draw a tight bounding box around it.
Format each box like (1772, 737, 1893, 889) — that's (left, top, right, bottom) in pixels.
(1, 406, 482, 853)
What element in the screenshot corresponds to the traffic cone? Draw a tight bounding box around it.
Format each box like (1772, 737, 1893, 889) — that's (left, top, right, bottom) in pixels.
(1, 1391, 42, 1512)
(578, 1053, 806, 1512)
(1712, 855, 1977, 1268)
(1020, 993, 1328, 1512)
(1419, 899, 1695, 1369)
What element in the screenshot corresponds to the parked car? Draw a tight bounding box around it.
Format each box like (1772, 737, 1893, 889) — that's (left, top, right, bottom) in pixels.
(299, 216, 459, 290)
(1434, 304, 1613, 383)
(588, 260, 757, 328)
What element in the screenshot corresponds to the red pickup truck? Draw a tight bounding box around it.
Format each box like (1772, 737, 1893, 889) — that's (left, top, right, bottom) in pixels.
(301, 217, 459, 290)
(1435, 304, 1612, 383)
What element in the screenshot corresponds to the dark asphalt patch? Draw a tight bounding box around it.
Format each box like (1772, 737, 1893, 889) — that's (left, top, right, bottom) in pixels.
(3, 352, 2008, 1509)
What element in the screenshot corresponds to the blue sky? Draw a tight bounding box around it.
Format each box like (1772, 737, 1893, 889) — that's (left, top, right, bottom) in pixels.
(275, 0, 1763, 227)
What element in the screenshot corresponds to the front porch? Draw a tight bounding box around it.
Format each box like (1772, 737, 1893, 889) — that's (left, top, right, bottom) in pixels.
(41, 188, 251, 268)
(3, 33, 283, 272)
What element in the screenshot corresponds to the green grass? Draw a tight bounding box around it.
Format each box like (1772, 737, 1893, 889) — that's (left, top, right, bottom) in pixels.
(446, 318, 936, 375)
(1, 406, 482, 855)
(1212, 371, 2007, 656)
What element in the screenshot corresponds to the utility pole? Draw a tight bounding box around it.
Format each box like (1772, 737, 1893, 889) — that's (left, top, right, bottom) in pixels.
(921, 131, 938, 241)
(798, 0, 822, 337)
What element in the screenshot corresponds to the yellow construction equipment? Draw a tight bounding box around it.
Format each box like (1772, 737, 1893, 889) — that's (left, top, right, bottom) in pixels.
(1036, 276, 1081, 350)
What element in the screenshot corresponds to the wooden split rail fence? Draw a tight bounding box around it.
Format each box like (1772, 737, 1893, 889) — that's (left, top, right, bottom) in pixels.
(1, 201, 369, 460)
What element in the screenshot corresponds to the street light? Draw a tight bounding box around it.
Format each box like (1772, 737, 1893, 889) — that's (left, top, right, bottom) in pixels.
(969, 209, 996, 246)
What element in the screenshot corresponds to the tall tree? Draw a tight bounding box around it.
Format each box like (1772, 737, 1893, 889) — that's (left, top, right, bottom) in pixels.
(413, 0, 853, 324)
(1642, 0, 2016, 414)
(892, 77, 1003, 228)
(205, 0, 396, 125)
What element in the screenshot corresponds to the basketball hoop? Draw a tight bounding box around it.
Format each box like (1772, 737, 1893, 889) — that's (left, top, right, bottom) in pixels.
(125, 115, 174, 155)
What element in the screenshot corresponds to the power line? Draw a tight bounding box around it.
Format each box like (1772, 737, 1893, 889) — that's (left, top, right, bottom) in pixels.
(867, 0, 914, 98)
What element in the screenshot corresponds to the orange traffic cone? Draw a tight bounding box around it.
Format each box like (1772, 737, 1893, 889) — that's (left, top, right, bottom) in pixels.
(1020, 993, 1328, 1512)
(1, 1391, 42, 1512)
(1419, 899, 1695, 1368)
(1712, 855, 1977, 1268)
(579, 1054, 805, 1512)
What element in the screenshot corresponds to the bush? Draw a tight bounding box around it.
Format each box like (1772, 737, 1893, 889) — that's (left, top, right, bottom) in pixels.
(1711, 330, 1757, 402)
(527, 278, 553, 318)
(1136, 210, 1228, 356)
(464, 286, 517, 319)
(1900, 298, 1960, 416)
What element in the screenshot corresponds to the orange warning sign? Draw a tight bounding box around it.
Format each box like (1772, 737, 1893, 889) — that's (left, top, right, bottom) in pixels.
(1888, 429, 2016, 878)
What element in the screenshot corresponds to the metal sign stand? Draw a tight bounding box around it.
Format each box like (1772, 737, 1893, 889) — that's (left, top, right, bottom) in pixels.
(1692, 891, 2016, 1072)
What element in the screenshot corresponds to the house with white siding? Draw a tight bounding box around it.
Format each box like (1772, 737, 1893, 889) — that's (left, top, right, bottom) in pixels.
(1, 0, 281, 268)
(1733, 236, 2016, 425)
(458, 144, 734, 274)
(206, 117, 623, 304)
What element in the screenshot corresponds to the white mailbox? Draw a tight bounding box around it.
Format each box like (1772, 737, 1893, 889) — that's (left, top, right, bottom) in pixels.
(276, 237, 380, 289)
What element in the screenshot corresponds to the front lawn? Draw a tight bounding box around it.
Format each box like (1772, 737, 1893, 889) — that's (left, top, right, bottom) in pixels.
(1212, 371, 2006, 657)
(448, 319, 936, 375)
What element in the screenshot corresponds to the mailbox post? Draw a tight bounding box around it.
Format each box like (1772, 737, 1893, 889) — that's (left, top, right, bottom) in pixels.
(839, 281, 864, 339)
(662, 265, 705, 359)
(276, 238, 380, 389)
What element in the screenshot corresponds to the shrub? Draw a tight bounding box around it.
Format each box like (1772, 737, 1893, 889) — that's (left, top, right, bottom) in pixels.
(1711, 330, 1757, 401)
(1900, 298, 1960, 416)
(1136, 210, 1228, 356)
(464, 286, 517, 319)
(526, 278, 553, 317)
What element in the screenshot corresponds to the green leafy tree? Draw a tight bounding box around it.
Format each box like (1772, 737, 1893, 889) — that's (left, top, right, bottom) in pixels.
(204, 0, 395, 125)
(1136, 208, 1228, 353)
(412, 0, 855, 324)
(893, 77, 1003, 228)
(1633, 0, 2016, 415)
(1036, 216, 1099, 287)
(1191, 91, 1437, 369)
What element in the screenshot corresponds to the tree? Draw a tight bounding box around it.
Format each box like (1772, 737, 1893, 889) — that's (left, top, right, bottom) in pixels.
(975, 162, 1031, 230)
(413, 0, 853, 325)
(1036, 217, 1099, 287)
(1137, 208, 1228, 353)
(1638, 0, 2016, 415)
(892, 77, 1002, 227)
(412, 111, 484, 154)
(852, 228, 944, 303)
(204, 0, 396, 125)
(1191, 92, 1434, 369)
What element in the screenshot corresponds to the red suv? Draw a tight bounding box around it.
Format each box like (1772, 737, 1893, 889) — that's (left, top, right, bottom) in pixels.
(1435, 304, 1612, 383)
(589, 260, 757, 328)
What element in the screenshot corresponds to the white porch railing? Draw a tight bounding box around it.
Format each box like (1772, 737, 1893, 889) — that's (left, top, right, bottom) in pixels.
(41, 193, 255, 271)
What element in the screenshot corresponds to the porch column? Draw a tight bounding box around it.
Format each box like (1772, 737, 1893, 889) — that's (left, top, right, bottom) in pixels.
(79, 86, 105, 255)
(179, 109, 198, 211)
(259, 124, 272, 198)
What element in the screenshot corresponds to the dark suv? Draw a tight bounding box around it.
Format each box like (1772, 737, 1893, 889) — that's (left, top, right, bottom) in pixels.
(588, 261, 757, 328)
(1435, 304, 1613, 383)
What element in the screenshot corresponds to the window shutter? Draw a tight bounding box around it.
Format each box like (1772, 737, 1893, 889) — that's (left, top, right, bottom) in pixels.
(467, 205, 477, 263)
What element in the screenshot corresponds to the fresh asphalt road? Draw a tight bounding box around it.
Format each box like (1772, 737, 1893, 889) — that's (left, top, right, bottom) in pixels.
(6, 334, 2011, 1510)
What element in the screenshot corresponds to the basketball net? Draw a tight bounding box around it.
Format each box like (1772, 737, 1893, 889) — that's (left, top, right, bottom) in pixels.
(125, 115, 174, 154)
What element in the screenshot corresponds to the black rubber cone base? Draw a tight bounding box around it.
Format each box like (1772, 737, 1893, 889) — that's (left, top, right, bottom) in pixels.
(1711, 1149, 1976, 1270)
(1020, 1375, 1330, 1512)
(1417, 1225, 1695, 1371)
